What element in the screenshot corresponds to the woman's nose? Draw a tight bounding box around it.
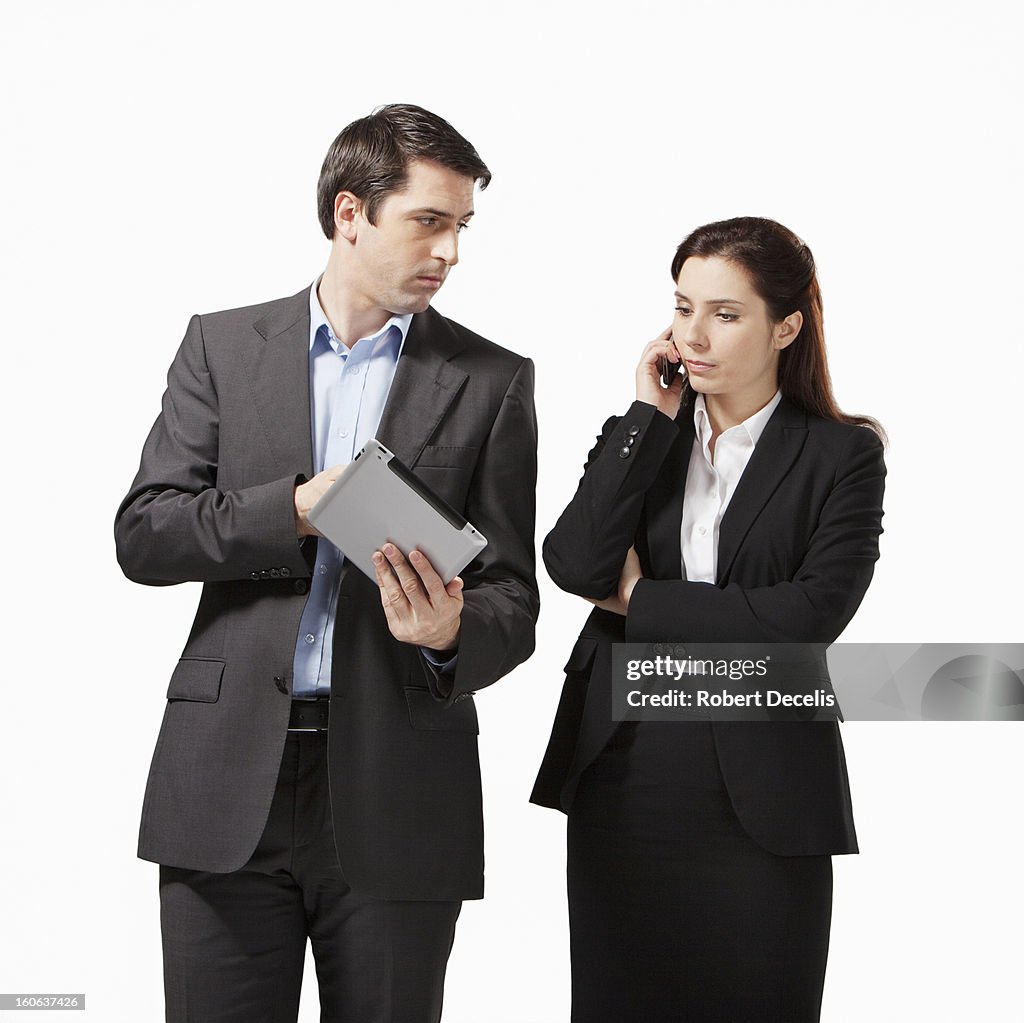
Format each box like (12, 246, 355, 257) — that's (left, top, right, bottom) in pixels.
(682, 321, 708, 350)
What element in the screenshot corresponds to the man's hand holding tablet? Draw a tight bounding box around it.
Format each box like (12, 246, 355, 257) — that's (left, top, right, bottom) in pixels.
(372, 543, 463, 652)
(305, 438, 488, 653)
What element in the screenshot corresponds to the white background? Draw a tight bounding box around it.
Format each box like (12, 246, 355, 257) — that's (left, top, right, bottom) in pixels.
(2, 1, 1022, 1020)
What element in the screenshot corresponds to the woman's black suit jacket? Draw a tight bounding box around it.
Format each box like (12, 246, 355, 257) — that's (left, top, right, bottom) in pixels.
(531, 397, 886, 856)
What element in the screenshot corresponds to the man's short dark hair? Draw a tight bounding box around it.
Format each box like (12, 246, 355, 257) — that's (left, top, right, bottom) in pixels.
(316, 103, 491, 239)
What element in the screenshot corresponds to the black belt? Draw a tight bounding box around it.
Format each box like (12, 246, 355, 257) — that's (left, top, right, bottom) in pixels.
(288, 697, 330, 732)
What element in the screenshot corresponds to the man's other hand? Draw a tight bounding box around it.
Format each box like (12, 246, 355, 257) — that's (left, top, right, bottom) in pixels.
(294, 464, 349, 537)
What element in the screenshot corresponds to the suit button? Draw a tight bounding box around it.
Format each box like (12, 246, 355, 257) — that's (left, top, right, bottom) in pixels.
(270, 568, 281, 578)
(625, 436, 635, 446)
(293, 579, 308, 595)
(260, 569, 270, 579)
(250, 571, 260, 580)
(280, 566, 291, 578)
(273, 674, 288, 694)
(619, 447, 631, 458)
(628, 425, 640, 436)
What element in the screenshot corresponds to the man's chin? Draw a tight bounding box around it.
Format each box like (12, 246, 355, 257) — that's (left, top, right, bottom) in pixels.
(392, 294, 435, 315)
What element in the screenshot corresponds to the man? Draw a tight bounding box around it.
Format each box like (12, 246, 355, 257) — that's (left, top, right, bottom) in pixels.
(115, 104, 539, 1023)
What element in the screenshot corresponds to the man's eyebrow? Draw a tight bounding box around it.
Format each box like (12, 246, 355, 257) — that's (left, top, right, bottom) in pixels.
(674, 291, 746, 305)
(409, 207, 475, 220)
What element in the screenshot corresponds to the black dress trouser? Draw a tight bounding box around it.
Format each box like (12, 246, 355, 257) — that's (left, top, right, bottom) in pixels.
(567, 720, 833, 1023)
(159, 732, 461, 1023)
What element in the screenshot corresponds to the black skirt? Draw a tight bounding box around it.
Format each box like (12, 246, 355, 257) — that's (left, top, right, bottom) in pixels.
(567, 720, 833, 1023)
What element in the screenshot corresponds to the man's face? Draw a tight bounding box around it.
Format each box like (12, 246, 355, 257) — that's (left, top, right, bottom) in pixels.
(347, 159, 476, 315)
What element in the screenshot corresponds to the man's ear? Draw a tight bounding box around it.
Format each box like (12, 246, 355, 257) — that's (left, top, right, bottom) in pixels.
(773, 310, 803, 351)
(333, 191, 362, 243)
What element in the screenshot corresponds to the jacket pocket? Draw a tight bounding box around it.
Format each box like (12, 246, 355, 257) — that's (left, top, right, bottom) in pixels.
(563, 636, 599, 675)
(404, 685, 479, 733)
(166, 658, 225, 703)
(415, 444, 480, 470)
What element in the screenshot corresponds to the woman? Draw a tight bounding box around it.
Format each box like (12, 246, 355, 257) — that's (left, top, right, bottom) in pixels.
(531, 217, 886, 1022)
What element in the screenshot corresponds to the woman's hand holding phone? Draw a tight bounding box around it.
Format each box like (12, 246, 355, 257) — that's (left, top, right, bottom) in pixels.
(637, 326, 685, 420)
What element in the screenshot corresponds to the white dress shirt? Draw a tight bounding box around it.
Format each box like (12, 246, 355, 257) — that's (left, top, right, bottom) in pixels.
(680, 390, 783, 583)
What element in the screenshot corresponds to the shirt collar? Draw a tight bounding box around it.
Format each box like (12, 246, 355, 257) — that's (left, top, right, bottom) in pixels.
(694, 389, 783, 450)
(308, 276, 412, 358)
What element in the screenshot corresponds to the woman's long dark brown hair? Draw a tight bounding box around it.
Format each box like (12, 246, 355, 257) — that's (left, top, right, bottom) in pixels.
(671, 217, 885, 441)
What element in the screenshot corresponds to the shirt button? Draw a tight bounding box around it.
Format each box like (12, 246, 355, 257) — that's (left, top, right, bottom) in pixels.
(698, 526, 707, 536)
(304, 634, 315, 644)
(339, 429, 349, 438)
(350, 366, 362, 376)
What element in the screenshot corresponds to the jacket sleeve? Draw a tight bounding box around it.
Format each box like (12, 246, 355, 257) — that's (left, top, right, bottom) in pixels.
(423, 357, 541, 704)
(542, 401, 680, 599)
(626, 424, 887, 644)
(113, 314, 312, 586)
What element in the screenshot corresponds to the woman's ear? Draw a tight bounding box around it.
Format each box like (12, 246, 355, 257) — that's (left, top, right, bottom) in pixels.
(774, 310, 803, 351)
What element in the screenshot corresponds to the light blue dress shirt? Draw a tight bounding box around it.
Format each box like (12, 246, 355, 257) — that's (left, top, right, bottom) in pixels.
(291, 279, 411, 698)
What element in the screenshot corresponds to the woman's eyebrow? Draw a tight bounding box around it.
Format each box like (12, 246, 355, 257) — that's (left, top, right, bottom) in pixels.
(674, 291, 746, 305)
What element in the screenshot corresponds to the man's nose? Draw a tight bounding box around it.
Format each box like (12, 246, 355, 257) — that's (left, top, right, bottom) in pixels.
(432, 229, 459, 267)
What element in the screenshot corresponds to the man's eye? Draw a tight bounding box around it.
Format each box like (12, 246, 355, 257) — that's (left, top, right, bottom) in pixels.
(417, 217, 438, 227)
(456, 222, 469, 233)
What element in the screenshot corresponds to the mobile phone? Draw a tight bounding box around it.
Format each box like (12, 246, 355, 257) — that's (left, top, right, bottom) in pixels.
(657, 340, 683, 387)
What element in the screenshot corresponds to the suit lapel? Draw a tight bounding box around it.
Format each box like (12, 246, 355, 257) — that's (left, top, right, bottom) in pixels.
(250, 286, 315, 479)
(643, 407, 696, 580)
(376, 307, 469, 466)
(715, 398, 807, 583)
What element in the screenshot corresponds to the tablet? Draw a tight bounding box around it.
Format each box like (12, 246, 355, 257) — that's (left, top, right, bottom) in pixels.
(307, 438, 488, 584)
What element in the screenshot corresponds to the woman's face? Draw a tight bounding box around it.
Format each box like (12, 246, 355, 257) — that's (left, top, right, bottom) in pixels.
(673, 256, 797, 409)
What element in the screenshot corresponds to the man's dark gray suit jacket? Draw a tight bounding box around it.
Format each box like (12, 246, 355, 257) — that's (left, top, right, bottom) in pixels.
(115, 285, 539, 901)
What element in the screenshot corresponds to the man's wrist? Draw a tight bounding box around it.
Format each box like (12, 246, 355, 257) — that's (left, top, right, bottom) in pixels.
(428, 621, 461, 656)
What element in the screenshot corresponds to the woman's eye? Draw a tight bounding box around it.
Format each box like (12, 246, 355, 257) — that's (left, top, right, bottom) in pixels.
(674, 306, 692, 316)
(717, 313, 738, 322)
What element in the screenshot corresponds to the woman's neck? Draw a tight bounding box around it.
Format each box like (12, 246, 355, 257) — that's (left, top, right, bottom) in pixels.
(703, 384, 779, 438)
